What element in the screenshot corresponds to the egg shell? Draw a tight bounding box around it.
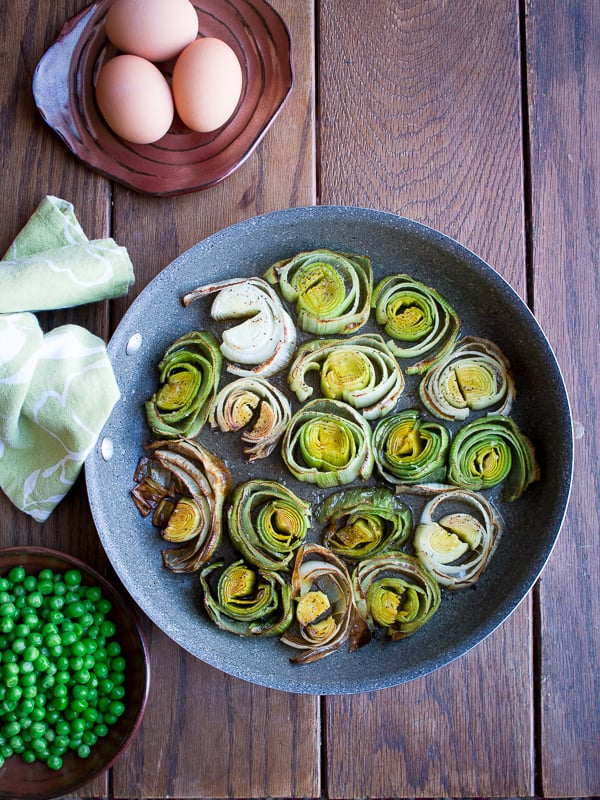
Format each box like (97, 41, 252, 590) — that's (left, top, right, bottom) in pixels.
(95, 54, 174, 144)
(172, 38, 243, 133)
(106, 0, 199, 62)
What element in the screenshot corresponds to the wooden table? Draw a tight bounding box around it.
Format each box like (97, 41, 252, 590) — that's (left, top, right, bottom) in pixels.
(1, 1, 598, 797)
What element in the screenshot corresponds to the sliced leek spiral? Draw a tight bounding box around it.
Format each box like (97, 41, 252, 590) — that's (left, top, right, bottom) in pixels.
(280, 544, 355, 663)
(134, 439, 232, 573)
(373, 409, 449, 484)
(316, 486, 412, 561)
(372, 273, 460, 373)
(351, 552, 441, 643)
(287, 332, 405, 420)
(419, 336, 515, 420)
(200, 560, 293, 637)
(448, 414, 540, 501)
(145, 331, 222, 439)
(182, 277, 296, 378)
(264, 248, 373, 335)
(281, 398, 374, 488)
(210, 376, 291, 461)
(227, 479, 312, 570)
(412, 487, 503, 588)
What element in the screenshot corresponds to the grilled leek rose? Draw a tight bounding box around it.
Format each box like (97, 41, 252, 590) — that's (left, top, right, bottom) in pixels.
(182, 277, 296, 378)
(351, 553, 441, 643)
(280, 544, 354, 663)
(373, 409, 449, 484)
(448, 414, 539, 501)
(412, 487, 503, 588)
(287, 332, 405, 420)
(132, 439, 231, 573)
(227, 479, 311, 570)
(372, 273, 459, 373)
(419, 336, 515, 420)
(200, 560, 293, 637)
(145, 330, 222, 439)
(210, 376, 291, 461)
(264, 248, 373, 335)
(316, 486, 412, 560)
(282, 398, 374, 488)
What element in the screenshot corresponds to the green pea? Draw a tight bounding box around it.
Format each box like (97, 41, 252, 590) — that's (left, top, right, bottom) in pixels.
(64, 570, 82, 588)
(70, 718, 86, 735)
(53, 734, 70, 750)
(44, 709, 59, 725)
(79, 612, 95, 629)
(26, 631, 43, 647)
(23, 645, 40, 662)
(11, 638, 26, 655)
(0, 618, 14, 634)
(65, 602, 85, 619)
(47, 754, 62, 770)
(82, 707, 98, 724)
(26, 592, 43, 609)
(71, 699, 87, 715)
(108, 700, 125, 718)
(74, 668, 91, 685)
(106, 641, 122, 657)
(5, 686, 22, 704)
(77, 743, 91, 759)
(0, 602, 17, 618)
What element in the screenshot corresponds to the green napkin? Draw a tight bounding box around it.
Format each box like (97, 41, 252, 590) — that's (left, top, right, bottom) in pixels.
(1, 196, 134, 312)
(0, 196, 134, 522)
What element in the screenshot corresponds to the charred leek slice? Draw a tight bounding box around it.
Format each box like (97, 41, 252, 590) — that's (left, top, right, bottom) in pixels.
(227, 480, 312, 570)
(145, 331, 222, 439)
(200, 560, 293, 636)
(182, 277, 296, 378)
(419, 336, 515, 420)
(373, 409, 449, 484)
(372, 274, 459, 373)
(282, 398, 374, 488)
(139, 439, 232, 573)
(287, 333, 405, 420)
(351, 553, 441, 643)
(316, 486, 412, 560)
(412, 487, 502, 588)
(280, 544, 354, 663)
(210, 376, 292, 461)
(448, 414, 539, 501)
(264, 249, 373, 335)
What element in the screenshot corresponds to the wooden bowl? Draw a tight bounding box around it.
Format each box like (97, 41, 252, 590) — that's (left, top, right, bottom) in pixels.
(0, 546, 150, 800)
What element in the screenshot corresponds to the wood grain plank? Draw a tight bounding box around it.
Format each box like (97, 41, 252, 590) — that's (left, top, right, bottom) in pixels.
(318, 1, 533, 796)
(525, 0, 600, 794)
(107, 0, 319, 796)
(0, 2, 114, 796)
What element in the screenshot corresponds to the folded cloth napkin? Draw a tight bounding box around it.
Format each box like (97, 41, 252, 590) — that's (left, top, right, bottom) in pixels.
(1, 196, 134, 312)
(0, 196, 134, 522)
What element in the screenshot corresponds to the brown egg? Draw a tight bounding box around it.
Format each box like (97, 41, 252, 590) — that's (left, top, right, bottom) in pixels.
(106, 0, 199, 63)
(172, 38, 243, 133)
(95, 55, 174, 144)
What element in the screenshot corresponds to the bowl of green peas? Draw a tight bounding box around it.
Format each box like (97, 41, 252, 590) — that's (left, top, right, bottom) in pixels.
(0, 546, 150, 800)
